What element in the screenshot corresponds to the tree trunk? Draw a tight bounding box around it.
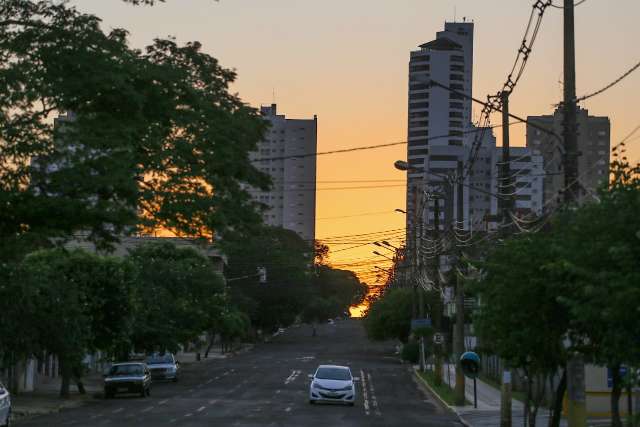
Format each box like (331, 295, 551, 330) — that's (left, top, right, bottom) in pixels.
(312, 323, 317, 337)
(612, 364, 623, 427)
(60, 359, 71, 398)
(72, 365, 86, 395)
(524, 375, 533, 427)
(549, 369, 567, 427)
(627, 383, 633, 427)
(530, 373, 546, 427)
(204, 333, 215, 358)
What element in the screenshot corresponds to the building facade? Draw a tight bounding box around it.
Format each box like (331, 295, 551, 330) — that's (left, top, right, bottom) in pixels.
(526, 107, 610, 210)
(406, 21, 474, 234)
(248, 104, 317, 241)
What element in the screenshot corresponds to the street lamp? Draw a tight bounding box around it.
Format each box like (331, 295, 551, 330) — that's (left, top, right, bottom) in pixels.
(381, 240, 399, 250)
(373, 241, 395, 252)
(372, 250, 394, 262)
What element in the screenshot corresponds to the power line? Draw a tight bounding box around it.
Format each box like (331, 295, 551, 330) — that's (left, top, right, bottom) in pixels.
(252, 122, 523, 163)
(317, 210, 398, 221)
(576, 58, 640, 102)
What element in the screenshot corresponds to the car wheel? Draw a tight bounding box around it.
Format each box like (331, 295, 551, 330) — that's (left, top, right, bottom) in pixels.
(309, 400, 315, 405)
(140, 388, 147, 398)
(146, 387, 151, 397)
(348, 402, 355, 407)
(172, 377, 178, 383)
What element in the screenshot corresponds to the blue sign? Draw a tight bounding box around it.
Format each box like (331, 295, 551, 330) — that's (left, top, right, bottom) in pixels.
(411, 318, 432, 330)
(607, 366, 628, 388)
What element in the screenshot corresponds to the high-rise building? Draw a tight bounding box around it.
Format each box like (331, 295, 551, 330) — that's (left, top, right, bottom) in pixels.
(526, 107, 610, 209)
(406, 21, 474, 233)
(248, 104, 317, 241)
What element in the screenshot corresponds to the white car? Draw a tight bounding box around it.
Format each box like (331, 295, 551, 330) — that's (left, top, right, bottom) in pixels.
(309, 365, 355, 406)
(0, 381, 10, 427)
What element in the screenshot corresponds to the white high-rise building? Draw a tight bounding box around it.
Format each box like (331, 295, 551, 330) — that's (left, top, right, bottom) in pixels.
(248, 104, 317, 241)
(406, 22, 474, 232)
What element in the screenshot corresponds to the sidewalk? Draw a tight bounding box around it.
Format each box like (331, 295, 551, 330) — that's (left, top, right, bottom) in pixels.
(437, 365, 613, 427)
(441, 364, 560, 427)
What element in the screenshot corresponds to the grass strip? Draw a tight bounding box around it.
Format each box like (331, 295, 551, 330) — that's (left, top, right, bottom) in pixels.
(418, 370, 460, 406)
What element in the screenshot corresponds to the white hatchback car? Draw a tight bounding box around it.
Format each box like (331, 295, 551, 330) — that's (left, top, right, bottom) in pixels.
(0, 381, 10, 427)
(309, 365, 355, 406)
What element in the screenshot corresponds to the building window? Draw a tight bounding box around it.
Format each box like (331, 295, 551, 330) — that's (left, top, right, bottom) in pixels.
(450, 102, 463, 109)
(410, 65, 430, 72)
(410, 83, 430, 90)
(449, 111, 463, 118)
(409, 111, 429, 118)
(449, 121, 462, 128)
(449, 130, 463, 137)
(450, 74, 464, 81)
(409, 102, 429, 109)
(409, 92, 429, 100)
(451, 55, 464, 62)
(450, 64, 464, 72)
(450, 83, 464, 90)
(410, 121, 429, 128)
(409, 130, 429, 137)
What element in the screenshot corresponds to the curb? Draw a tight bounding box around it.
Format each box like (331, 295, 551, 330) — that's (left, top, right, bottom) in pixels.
(413, 367, 472, 427)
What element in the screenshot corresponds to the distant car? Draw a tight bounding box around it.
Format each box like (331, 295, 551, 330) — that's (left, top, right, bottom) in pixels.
(0, 381, 10, 427)
(145, 353, 180, 382)
(104, 362, 151, 398)
(309, 365, 355, 406)
(327, 319, 335, 325)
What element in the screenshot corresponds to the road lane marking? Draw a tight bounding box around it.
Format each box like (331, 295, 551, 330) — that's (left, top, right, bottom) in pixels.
(169, 418, 177, 423)
(209, 399, 218, 405)
(206, 379, 214, 384)
(360, 369, 370, 416)
(197, 406, 206, 412)
(141, 406, 154, 413)
(159, 399, 169, 405)
(112, 407, 124, 414)
(367, 372, 382, 416)
(285, 407, 292, 412)
(276, 389, 281, 394)
(285, 369, 302, 384)
(185, 413, 193, 417)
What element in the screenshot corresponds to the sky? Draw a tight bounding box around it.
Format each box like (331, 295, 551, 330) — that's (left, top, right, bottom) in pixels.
(72, 0, 640, 287)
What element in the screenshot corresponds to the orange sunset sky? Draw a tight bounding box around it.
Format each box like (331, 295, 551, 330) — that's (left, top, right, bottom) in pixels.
(73, 0, 640, 285)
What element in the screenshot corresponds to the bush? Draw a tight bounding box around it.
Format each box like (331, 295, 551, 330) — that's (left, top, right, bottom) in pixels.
(401, 341, 419, 363)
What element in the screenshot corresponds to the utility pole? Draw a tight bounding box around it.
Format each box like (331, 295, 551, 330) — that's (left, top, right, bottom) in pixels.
(433, 196, 443, 385)
(563, 0, 586, 425)
(499, 90, 513, 427)
(417, 189, 426, 372)
(453, 162, 466, 406)
(412, 185, 419, 317)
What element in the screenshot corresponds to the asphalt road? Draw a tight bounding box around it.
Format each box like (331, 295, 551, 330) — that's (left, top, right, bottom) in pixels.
(18, 319, 461, 426)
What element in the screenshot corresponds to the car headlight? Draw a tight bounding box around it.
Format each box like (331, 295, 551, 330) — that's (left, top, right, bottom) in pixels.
(168, 366, 177, 373)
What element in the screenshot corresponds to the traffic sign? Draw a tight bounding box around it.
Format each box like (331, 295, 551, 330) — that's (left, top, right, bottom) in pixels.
(433, 333, 444, 345)
(411, 318, 432, 331)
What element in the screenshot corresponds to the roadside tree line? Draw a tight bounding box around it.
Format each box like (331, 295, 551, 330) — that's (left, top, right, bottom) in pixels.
(0, 0, 367, 397)
(474, 157, 640, 427)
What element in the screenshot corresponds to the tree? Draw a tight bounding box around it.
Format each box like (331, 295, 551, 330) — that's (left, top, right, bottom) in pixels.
(473, 233, 571, 427)
(223, 226, 313, 332)
(0, 0, 270, 257)
(311, 265, 367, 317)
(8, 248, 136, 396)
(549, 157, 640, 427)
(301, 297, 339, 337)
(127, 242, 226, 354)
(364, 288, 413, 343)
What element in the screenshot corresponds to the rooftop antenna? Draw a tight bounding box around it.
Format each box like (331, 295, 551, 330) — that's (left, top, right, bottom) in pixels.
(454, 6, 457, 22)
(272, 88, 276, 105)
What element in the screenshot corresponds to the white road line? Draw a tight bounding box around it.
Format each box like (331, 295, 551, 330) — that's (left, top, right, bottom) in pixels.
(185, 413, 193, 417)
(285, 407, 292, 413)
(197, 406, 206, 412)
(367, 372, 382, 417)
(112, 407, 124, 414)
(284, 369, 301, 385)
(206, 379, 214, 384)
(141, 406, 154, 413)
(275, 389, 281, 394)
(209, 399, 218, 405)
(360, 369, 370, 416)
(158, 399, 169, 405)
(169, 418, 177, 423)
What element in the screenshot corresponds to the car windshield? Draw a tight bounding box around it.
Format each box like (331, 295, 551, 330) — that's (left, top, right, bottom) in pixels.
(109, 364, 143, 376)
(146, 354, 173, 365)
(315, 367, 351, 381)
